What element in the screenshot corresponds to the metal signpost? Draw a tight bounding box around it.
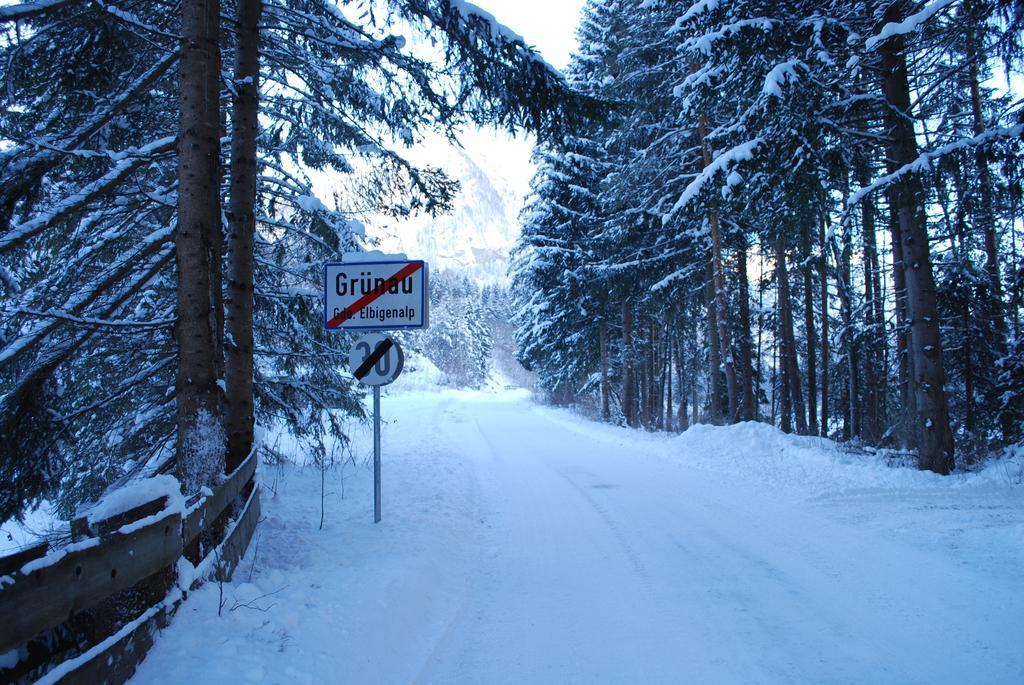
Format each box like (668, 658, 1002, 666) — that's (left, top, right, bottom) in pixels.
(348, 333, 405, 523)
(326, 255, 428, 523)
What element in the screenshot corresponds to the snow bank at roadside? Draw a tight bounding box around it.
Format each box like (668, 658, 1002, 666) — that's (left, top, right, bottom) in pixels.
(537, 403, 1021, 497)
(672, 421, 1023, 495)
(674, 421, 1021, 493)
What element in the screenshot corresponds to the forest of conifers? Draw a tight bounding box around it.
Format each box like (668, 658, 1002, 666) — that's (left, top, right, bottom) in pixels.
(0, 0, 595, 522)
(1, 0, 1021, 529)
(512, 0, 1024, 475)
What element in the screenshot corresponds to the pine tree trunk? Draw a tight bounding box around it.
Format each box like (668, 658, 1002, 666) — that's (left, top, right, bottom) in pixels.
(801, 224, 819, 435)
(676, 337, 690, 431)
(648, 321, 658, 426)
(737, 239, 756, 420)
(622, 300, 636, 427)
(225, 0, 262, 471)
(842, 223, 861, 439)
(691, 373, 699, 428)
(777, 307, 791, 433)
(888, 186, 915, 447)
(207, 0, 225, 385)
(776, 236, 806, 433)
(706, 256, 723, 424)
(819, 215, 830, 437)
(878, 3, 955, 473)
(663, 337, 671, 432)
(710, 212, 739, 423)
(859, 157, 885, 445)
(600, 319, 611, 421)
(176, 0, 224, 489)
(757, 249, 766, 419)
(696, 112, 738, 422)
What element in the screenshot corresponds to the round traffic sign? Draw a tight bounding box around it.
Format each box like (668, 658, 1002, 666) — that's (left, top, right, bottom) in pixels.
(348, 333, 404, 386)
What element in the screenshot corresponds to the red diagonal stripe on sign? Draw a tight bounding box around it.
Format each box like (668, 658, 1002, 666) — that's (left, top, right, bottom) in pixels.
(327, 261, 423, 329)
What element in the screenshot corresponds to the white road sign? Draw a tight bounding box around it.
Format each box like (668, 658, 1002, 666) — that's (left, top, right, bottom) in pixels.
(348, 333, 405, 386)
(324, 259, 428, 331)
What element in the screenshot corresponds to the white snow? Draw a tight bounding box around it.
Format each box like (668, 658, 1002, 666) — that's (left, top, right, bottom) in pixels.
(293, 194, 328, 213)
(762, 60, 803, 98)
(131, 390, 1023, 684)
(663, 138, 763, 221)
(83, 474, 185, 527)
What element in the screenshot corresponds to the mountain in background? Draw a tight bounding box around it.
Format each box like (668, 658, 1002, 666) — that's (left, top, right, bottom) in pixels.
(369, 128, 534, 286)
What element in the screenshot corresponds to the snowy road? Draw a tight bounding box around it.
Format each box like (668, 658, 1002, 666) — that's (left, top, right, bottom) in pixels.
(133, 390, 1024, 684)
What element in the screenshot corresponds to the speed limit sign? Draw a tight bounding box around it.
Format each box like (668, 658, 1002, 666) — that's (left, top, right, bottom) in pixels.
(348, 333, 404, 386)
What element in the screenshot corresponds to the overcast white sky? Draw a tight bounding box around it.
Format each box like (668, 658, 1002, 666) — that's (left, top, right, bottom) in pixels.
(469, 0, 586, 71)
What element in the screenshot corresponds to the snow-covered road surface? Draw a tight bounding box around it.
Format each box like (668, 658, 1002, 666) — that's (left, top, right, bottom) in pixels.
(133, 390, 1024, 684)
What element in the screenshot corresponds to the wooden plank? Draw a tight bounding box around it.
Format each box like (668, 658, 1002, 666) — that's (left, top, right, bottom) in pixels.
(182, 448, 257, 546)
(0, 512, 182, 655)
(214, 485, 260, 583)
(71, 496, 169, 541)
(0, 540, 48, 577)
(49, 597, 180, 685)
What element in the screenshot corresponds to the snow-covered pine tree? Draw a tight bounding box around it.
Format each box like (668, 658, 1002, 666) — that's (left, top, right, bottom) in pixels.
(510, 0, 627, 411)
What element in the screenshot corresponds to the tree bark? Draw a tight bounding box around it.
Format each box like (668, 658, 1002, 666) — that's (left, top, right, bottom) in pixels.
(663, 333, 671, 430)
(599, 319, 611, 422)
(225, 0, 262, 471)
(697, 112, 738, 422)
(737, 238, 756, 421)
(776, 236, 806, 434)
(878, 1, 955, 473)
(888, 186, 915, 447)
(801, 223, 819, 435)
(819, 215, 830, 438)
(622, 300, 636, 427)
(706, 256, 723, 424)
(176, 0, 224, 490)
(858, 157, 884, 444)
(841, 220, 861, 440)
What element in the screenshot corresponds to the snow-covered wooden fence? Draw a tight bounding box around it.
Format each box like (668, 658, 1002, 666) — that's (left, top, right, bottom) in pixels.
(0, 450, 260, 683)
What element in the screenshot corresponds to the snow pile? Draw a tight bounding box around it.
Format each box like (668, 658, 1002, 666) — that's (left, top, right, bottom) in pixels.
(670, 421, 1020, 495)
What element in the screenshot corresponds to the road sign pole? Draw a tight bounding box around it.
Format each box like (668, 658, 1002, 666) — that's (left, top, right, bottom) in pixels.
(373, 384, 381, 524)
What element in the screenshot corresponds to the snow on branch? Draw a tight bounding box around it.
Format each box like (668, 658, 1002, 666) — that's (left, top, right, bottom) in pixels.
(662, 138, 763, 222)
(10, 308, 175, 329)
(865, 0, 956, 50)
(0, 136, 175, 256)
(683, 19, 779, 56)
(848, 124, 1024, 207)
(763, 60, 804, 98)
(0, 232, 173, 367)
(448, 0, 565, 78)
(676, 0, 721, 28)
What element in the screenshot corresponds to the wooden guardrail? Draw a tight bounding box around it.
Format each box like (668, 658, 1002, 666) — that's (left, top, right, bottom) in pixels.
(0, 450, 260, 684)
